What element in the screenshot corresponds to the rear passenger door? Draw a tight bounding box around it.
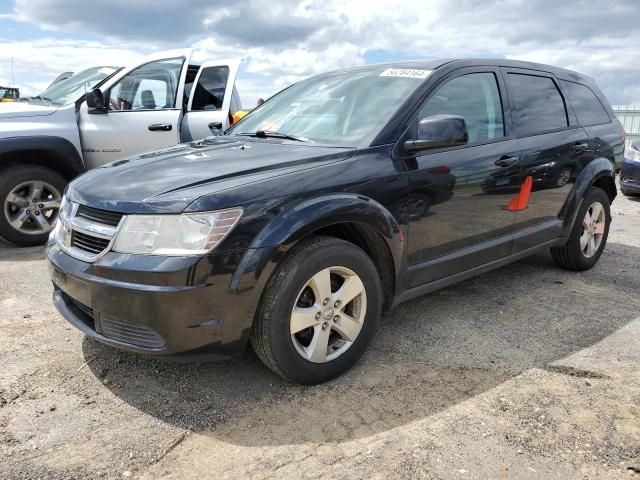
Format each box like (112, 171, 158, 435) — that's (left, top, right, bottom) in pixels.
(181, 60, 241, 142)
(503, 69, 592, 251)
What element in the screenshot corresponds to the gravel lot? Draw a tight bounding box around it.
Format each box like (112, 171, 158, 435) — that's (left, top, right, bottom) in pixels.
(1, 183, 639, 480)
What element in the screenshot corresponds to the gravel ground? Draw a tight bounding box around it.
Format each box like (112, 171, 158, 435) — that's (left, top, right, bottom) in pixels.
(1, 183, 639, 480)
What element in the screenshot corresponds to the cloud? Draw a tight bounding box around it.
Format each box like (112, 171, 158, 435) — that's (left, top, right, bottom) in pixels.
(4, 0, 640, 105)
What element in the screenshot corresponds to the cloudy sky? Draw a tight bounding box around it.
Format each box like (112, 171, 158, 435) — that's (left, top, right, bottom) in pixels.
(0, 0, 639, 107)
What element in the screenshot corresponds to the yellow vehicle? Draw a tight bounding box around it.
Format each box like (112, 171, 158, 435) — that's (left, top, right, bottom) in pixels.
(0, 86, 19, 102)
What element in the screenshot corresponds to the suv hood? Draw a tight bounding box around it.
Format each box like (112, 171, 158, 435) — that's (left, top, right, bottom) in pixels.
(0, 101, 59, 119)
(67, 137, 355, 213)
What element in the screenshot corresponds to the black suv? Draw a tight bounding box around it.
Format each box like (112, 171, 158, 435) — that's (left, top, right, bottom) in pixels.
(47, 60, 623, 384)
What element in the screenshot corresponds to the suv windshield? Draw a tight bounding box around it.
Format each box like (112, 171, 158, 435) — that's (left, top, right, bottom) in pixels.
(227, 67, 431, 147)
(31, 66, 119, 106)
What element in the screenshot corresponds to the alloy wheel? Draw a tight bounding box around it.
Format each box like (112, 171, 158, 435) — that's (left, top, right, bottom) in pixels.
(580, 201, 605, 258)
(3, 180, 62, 235)
(290, 266, 367, 363)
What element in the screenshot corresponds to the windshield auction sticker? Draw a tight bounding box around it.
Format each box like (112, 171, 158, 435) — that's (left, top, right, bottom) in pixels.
(379, 68, 431, 79)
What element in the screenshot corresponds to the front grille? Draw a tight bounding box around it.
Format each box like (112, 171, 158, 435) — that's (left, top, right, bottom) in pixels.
(71, 230, 110, 255)
(76, 205, 124, 227)
(101, 316, 165, 350)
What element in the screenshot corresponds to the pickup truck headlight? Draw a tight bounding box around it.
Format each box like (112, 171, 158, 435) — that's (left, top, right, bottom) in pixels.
(625, 143, 640, 163)
(113, 208, 243, 255)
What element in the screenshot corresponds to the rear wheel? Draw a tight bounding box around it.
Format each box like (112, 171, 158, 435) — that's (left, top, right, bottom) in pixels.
(550, 187, 610, 271)
(0, 165, 66, 246)
(250, 236, 382, 384)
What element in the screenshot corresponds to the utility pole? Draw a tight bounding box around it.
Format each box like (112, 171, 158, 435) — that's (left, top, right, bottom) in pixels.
(11, 56, 15, 86)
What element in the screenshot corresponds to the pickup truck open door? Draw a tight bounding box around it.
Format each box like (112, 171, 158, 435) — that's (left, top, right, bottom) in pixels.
(181, 59, 241, 142)
(78, 49, 193, 169)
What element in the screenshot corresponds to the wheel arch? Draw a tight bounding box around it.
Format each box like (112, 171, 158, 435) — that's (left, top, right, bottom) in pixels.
(560, 157, 616, 236)
(0, 136, 84, 180)
(230, 194, 405, 314)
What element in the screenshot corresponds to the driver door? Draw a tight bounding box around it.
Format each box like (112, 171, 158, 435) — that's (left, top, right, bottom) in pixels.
(78, 49, 192, 169)
(180, 59, 241, 142)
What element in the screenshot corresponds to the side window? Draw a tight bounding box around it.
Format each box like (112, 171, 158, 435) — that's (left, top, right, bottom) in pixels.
(108, 57, 183, 111)
(191, 66, 230, 111)
(507, 73, 568, 135)
(561, 81, 610, 126)
(419, 73, 504, 143)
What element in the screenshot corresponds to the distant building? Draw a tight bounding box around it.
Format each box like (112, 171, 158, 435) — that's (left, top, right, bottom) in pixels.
(613, 105, 640, 148)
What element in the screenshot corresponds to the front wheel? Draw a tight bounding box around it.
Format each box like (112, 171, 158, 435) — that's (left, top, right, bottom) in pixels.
(0, 165, 66, 246)
(550, 186, 611, 271)
(250, 236, 382, 384)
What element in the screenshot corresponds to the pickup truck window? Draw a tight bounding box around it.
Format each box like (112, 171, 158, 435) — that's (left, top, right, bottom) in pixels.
(108, 57, 183, 111)
(191, 66, 230, 111)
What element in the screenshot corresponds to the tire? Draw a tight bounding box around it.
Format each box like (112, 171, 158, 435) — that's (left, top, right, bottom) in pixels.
(550, 186, 611, 271)
(0, 164, 66, 246)
(250, 236, 382, 384)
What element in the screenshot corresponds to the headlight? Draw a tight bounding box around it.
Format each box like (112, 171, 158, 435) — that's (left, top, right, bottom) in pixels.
(625, 143, 640, 163)
(49, 195, 71, 242)
(113, 208, 243, 255)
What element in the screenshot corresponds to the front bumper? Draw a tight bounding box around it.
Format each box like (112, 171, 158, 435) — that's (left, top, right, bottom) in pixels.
(46, 242, 262, 357)
(620, 159, 640, 193)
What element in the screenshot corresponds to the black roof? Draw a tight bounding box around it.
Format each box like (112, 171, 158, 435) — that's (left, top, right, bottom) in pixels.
(327, 58, 594, 85)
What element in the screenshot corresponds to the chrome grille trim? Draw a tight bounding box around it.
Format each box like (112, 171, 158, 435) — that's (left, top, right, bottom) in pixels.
(55, 201, 124, 263)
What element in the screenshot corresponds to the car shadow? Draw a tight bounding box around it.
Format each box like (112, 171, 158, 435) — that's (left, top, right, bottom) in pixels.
(83, 242, 640, 447)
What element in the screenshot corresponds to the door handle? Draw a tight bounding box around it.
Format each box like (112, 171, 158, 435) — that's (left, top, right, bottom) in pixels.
(208, 122, 223, 130)
(148, 123, 172, 132)
(495, 156, 519, 167)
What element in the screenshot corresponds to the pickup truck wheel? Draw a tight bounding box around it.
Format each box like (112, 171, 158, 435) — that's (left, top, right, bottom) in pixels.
(550, 187, 610, 271)
(0, 165, 66, 246)
(251, 236, 382, 384)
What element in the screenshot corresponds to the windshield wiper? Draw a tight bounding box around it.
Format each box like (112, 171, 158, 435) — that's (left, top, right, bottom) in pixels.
(235, 130, 309, 142)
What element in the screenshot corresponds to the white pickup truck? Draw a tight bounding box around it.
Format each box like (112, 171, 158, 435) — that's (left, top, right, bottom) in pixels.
(0, 49, 241, 246)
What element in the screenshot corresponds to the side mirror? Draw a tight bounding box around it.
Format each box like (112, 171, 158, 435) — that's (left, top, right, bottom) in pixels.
(404, 114, 468, 152)
(86, 88, 106, 113)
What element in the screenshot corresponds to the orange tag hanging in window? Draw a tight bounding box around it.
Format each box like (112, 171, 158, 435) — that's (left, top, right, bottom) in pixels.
(506, 175, 533, 211)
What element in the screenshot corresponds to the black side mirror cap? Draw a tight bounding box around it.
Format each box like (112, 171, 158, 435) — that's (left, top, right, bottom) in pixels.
(404, 114, 469, 153)
(86, 88, 107, 113)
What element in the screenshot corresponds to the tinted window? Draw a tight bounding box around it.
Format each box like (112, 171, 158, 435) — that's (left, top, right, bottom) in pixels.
(507, 74, 568, 135)
(191, 66, 230, 111)
(561, 81, 610, 126)
(419, 73, 504, 142)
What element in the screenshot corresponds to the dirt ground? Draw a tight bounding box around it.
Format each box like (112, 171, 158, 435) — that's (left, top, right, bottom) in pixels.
(1, 184, 639, 480)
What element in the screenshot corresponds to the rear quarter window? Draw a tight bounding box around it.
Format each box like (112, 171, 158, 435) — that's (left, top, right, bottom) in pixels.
(506, 73, 568, 136)
(561, 81, 611, 126)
